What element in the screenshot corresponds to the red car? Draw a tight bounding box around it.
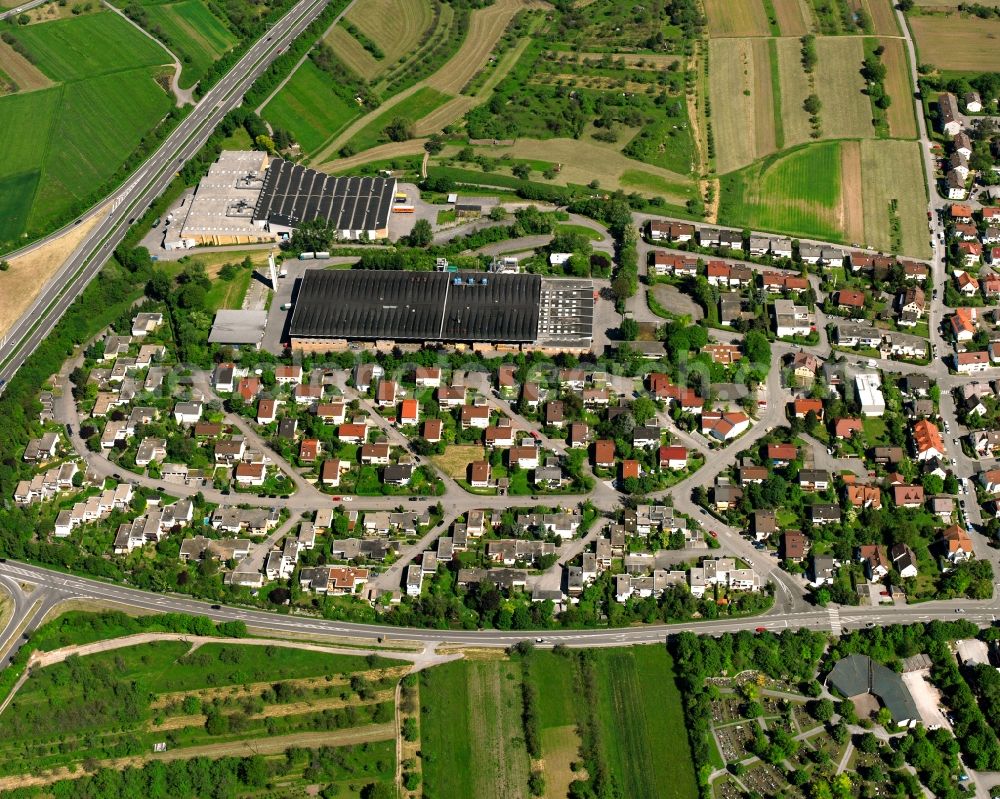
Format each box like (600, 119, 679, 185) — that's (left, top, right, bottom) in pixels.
(709, 530, 718, 538)
(331, 496, 341, 501)
(755, 627, 766, 633)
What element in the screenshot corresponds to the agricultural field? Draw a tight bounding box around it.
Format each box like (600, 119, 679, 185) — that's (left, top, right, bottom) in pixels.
(0, 11, 173, 249)
(704, 0, 770, 36)
(877, 36, 918, 138)
(0, 40, 52, 93)
(863, 0, 900, 34)
(860, 138, 929, 256)
(774, 36, 814, 146)
(344, 85, 450, 153)
(138, 0, 237, 89)
(420, 647, 696, 799)
(709, 38, 777, 174)
(772, 0, 812, 34)
(261, 58, 362, 152)
(909, 13, 1000, 72)
(420, 659, 532, 799)
(345, 0, 435, 73)
(814, 36, 874, 139)
(718, 141, 845, 242)
(0, 635, 400, 787)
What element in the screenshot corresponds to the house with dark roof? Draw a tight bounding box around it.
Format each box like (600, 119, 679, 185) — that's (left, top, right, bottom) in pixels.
(827, 654, 918, 727)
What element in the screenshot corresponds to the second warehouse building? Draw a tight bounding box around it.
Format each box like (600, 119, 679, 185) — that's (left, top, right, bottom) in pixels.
(289, 269, 594, 354)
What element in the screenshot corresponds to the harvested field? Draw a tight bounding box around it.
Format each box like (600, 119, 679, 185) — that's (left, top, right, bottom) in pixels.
(0, 203, 109, 339)
(0, 39, 52, 92)
(878, 36, 917, 138)
(773, 0, 811, 34)
(325, 140, 427, 172)
(860, 138, 929, 256)
(426, 0, 534, 94)
(709, 38, 777, 174)
(345, 0, 435, 68)
(704, 0, 770, 36)
(914, 0, 1000, 4)
(863, 0, 899, 34)
(323, 24, 381, 80)
(472, 138, 694, 203)
(432, 445, 486, 479)
(774, 36, 813, 146)
(540, 726, 582, 799)
(839, 140, 865, 245)
(416, 94, 477, 134)
(909, 14, 1000, 71)
(814, 37, 874, 139)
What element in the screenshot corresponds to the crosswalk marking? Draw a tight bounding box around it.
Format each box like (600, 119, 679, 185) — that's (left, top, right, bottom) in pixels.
(828, 607, 842, 636)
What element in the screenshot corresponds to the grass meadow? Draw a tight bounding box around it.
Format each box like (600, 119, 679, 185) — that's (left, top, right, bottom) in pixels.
(719, 140, 845, 242)
(142, 0, 236, 88)
(0, 11, 171, 248)
(263, 59, 362, 152)
(344, 86, 451, 152)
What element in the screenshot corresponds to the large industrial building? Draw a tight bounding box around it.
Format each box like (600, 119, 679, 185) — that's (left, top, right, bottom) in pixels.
(172, 152, 396, 247)
(288, 269, 594, 354)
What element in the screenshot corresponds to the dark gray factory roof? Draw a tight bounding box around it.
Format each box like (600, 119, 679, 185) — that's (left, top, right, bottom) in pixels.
(827, 654, 918, 724)
(253, 159, 394, 231)
(289, 269, 541, 343)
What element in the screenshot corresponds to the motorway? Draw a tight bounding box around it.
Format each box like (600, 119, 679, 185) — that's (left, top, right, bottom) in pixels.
(0, 0, 354, 387)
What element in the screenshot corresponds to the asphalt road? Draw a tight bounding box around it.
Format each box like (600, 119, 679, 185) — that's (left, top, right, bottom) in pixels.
(0, 0, 352, 388)
(2, 560, 999, 652)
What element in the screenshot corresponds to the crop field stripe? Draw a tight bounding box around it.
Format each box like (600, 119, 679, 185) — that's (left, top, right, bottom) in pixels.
(0, 39, 52, 92)
(704, 0, 770, 36)
(142, 0, 236, 88)
(751, 39, 777, 157)
(772, 0, 811, 35)
(814, 37, 874, 139)
(775, 36, 812, 146)
(860, 138, 929, 257)
(877, 36, 917, 139)
(323, 24, 381, 80)
(908, 14, 1000, 71)
(839, 139, 864, 245)
(345, 0, 435, 65)
(862, 0, 899, 34)
(767, 39, 784, 150)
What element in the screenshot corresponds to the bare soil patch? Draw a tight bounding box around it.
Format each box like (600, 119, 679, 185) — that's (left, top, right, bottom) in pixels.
(839, 140, 865, 245)
(0, 40, 53, 92)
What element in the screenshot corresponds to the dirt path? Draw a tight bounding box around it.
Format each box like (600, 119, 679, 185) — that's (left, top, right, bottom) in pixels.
(28, 632, 424, 670)
(101, 0, 192, 106)
(686, 41, 715, 221)
(0, 725, 396, 790)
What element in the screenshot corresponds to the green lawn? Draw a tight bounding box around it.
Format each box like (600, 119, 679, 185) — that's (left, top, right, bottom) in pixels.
(142, 0, 236, 88)
(718, 141, 844, 242)
(204, 265, 254, 311)
(263, 58, 362, 153)
(344, 86, 450, 153)
(0, 11, 173, 247)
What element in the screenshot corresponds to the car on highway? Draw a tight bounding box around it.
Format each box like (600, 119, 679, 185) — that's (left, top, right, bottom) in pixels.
(754, 627, 766, 633)
(866, 622, 875, 628)
(330, 496, 341, 501)
(210, 604, 221, 610)
(955, 608, 966, 614)
(342, 496, 352, 502)
(408, 497, 419, 502)
(535, 637, 544, 643)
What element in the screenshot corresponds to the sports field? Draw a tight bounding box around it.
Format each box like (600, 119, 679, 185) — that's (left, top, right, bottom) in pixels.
(704, 0, 770, 36)
(0, 11, 171, 247)
(262, 59, 362, 153)
(420, 659, 532, 799)
(773, 0, 811, 34)
(814, 36, 874, 139)
(709, 38, 777, 174)
(909, 14, 1000, 71)
(860, 138, 929, 256)
(878, 37, 917, 138)
(141, 0, 236, 89)
(718, 141, 844, 242)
